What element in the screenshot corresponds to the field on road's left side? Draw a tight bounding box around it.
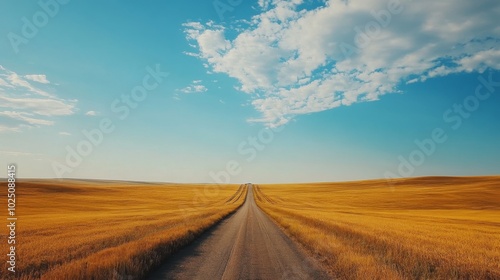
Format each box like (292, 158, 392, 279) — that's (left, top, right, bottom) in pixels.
(0, 180, 246, 280)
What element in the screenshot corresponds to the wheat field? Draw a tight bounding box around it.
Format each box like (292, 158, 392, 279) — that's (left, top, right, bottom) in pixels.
(0, 180, 246, 280)
(255, 176, 500, 280)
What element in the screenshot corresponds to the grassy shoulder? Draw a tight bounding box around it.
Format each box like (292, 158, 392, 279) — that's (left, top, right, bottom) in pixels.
(0, 180, 246, 279)
(255, 176, 500, 280)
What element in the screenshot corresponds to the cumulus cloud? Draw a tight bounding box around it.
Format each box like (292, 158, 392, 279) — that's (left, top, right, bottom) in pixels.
(0, 66, 76, 132)
(184, 0, 500, 127)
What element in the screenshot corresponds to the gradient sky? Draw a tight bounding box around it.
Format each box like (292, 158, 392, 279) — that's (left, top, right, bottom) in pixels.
(0, 0, 499, 183)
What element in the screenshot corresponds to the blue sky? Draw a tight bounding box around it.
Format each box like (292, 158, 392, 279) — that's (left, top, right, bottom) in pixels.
(0, 0, 499, 183)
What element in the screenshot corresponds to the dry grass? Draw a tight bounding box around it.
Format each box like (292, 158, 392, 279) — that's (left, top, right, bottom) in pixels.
(255, 176, 500, 280)
(0, 180, 246, 279)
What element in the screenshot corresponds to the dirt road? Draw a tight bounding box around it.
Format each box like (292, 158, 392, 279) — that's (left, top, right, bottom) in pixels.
(148, 184, 329, 280)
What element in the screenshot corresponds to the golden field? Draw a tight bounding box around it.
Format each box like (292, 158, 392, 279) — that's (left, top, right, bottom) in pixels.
(0, 180, 246, 279)
(255, 176, 500, 280)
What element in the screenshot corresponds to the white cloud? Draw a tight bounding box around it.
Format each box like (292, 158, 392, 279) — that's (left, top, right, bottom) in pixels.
(178, 81, 208, 93)
(0, 66, 76, 132)
(183, 51, 200, 57)
(0, 150, 42, 157)
(85, 110, 98, 116)
(258, 0, 271, 9)
(59, 132, 72, 136)
(458, 49, 500, 73)
(0, 111, 54, 126)
(0, 77, 12, 87)
(184, 0, 500, 127)
(0, 96, 75, 116)
(183, 22, 205, 30)
(24, 74, 50, 84)
(5, 72, 52, 97)
(0, 125, 21, 133)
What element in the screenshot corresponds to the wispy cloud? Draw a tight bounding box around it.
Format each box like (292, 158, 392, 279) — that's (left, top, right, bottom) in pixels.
(0, 125, 22, 133)
(59, 132, 71, 136)
(184, 0, 500, 127)
(0, 111, 54, 126)
(178, 80, 208, 93)
(0, 96, 76, 116)
(24, 74, 50, 84)
(0, 65, 76, 132)
(0, 150, 42, 157)
(85, 110, 98, 116)
(5, 72, 52, 97)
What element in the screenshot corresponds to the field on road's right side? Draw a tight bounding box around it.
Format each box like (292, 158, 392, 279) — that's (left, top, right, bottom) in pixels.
(255, 176, 500, 280)
(0, 180, 246, 280)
